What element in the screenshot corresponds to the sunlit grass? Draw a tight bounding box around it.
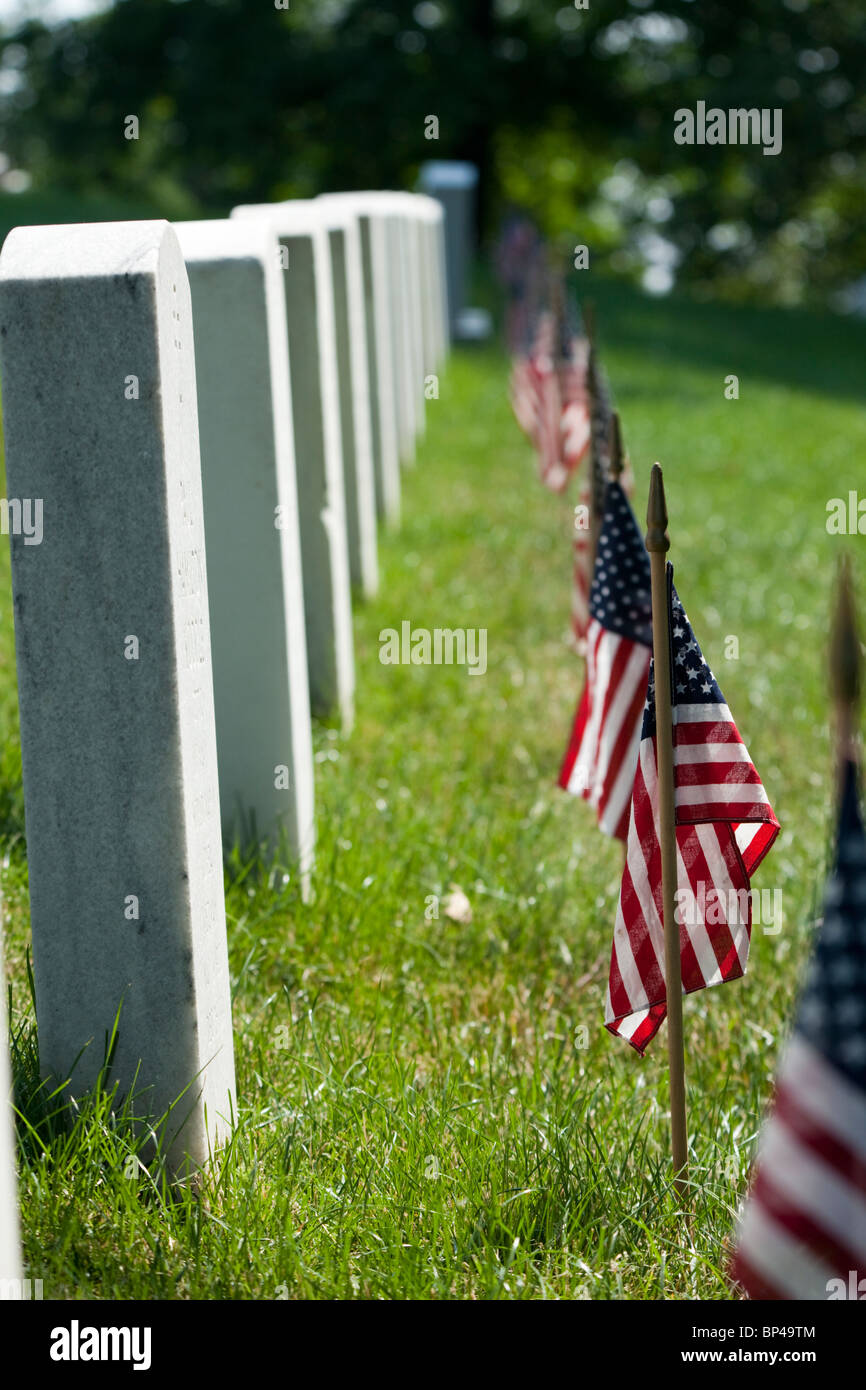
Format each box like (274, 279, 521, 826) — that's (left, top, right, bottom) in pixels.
(2, 275, 864, 1298)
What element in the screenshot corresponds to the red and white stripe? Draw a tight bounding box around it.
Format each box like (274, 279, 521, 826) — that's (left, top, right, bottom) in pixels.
(559, 617, 651, 840)
(533, 354, 569, 492)
(509, 355, 537, 440)
(731, 1035, 866, 1298)
(560, 341, 591, 478)
(605, 702, 779, 1053)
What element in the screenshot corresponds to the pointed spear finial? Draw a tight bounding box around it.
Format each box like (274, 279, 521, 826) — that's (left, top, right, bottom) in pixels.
(610, 411, 625, 480)
(831, 555, 862, 714)
(645, 462, 669, 554)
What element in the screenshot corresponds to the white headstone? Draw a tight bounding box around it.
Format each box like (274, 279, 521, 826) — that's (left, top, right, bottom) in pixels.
(231, 201, 355, 726)
(316, 204, 378, 597)
(0, 221, 236, 1173)
(343, 194, 433, 459)
(384, 209, 417, 465)
(0, 932, 21, 1292)
(418, 161, 482, 341)
(316, 193, 401, 527)
(415, 193, 449, 373)
(175, 218, 315, 881)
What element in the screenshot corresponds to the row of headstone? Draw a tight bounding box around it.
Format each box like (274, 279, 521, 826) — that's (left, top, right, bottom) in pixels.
(0, 190, 448, 1283)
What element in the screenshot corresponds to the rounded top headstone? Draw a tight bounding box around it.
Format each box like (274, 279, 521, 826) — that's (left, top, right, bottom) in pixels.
(174, 217, 275, 266)
(231, 201, 328, 236)
(0, 218, 177, 282)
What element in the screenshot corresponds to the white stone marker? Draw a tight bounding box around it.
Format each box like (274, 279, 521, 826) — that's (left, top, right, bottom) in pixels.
(319, 192, 424, 471)
(418, 160, 480, 339)
(232, 201, 355, 727)
(316, 193, 400, 528)
(175, 218, 315, 878)
(355, 194, 433, 459)
(374, 204, 416, 466)
(399, 195, 428, 441)
(0, 221, 236, 1173)
(0, 932, 21, 1292)
(415, 194, 449, 373)
(316, 203, 378, 597)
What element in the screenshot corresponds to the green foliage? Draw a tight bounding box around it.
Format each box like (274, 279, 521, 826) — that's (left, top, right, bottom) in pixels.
(2, 275, 863, 1297)
(0, 1, 864, 301)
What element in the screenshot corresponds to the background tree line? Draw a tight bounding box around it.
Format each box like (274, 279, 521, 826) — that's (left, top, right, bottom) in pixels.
(0, 0, 864, 305)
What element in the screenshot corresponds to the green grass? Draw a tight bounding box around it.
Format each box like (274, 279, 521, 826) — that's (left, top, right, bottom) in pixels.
(2, 275, 865, 1299)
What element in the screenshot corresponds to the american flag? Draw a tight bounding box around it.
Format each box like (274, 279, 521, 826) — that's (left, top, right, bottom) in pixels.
(495, 215, 543, 355)
(510, 314, 590, 497)
(530, 311, 570, 492)
(509, 352, 539, 441)
(559, 334, 591, 477)
(606, 573, 780, 1054)
(731, 756, 866, 1299)
(559, 479, 653, 840)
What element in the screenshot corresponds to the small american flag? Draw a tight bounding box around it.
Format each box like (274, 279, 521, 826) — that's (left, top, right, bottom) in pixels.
(509, 353, 538, 441)
(606, 572, 780, 1054)
(510, 298, 590, 497)
(496, 216, 543, 355)
(559, 480, 653, 840)
(560, 335, 591, 477)
(731, 757, 866, 1299)
(530, 312, 570, 492)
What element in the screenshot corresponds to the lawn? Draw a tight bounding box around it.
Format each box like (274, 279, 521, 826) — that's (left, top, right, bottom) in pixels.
(1, 274, 865, 1300)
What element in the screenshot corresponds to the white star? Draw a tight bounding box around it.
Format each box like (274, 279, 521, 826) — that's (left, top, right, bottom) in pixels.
(840, 1035, 866, 1066)
(837, 996, 865, 1025)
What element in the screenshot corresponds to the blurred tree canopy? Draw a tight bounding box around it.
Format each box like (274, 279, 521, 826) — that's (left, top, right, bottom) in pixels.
(0, 0, 864, 304)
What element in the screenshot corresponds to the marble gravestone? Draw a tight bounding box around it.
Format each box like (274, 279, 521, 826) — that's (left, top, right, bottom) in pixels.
(0, 932, 21, 1292)
(231, 201, 355, 727)
(0, 221, 236, 1173)
(316, 193, 401, 528)
(387, 207, 419, 464)
(353, 193, 437, 462)
(415, 194, 449, 375)
(345, 198, 415, 469)
(418, 161, 487, 341)
(175, 219, 315, 880)
(315, 203, 378, 598)
(394, 194, 428, 442)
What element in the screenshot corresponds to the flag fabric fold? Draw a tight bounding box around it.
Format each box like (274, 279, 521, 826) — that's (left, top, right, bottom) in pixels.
(731, 757, 866, 1300)
(605, 572, 780, 1054)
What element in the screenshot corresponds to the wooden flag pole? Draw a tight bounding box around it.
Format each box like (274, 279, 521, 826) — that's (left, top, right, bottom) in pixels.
(830, 555, 862, 778)
(645, 463, 689, 1196)
(609, 411, 624, 480)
